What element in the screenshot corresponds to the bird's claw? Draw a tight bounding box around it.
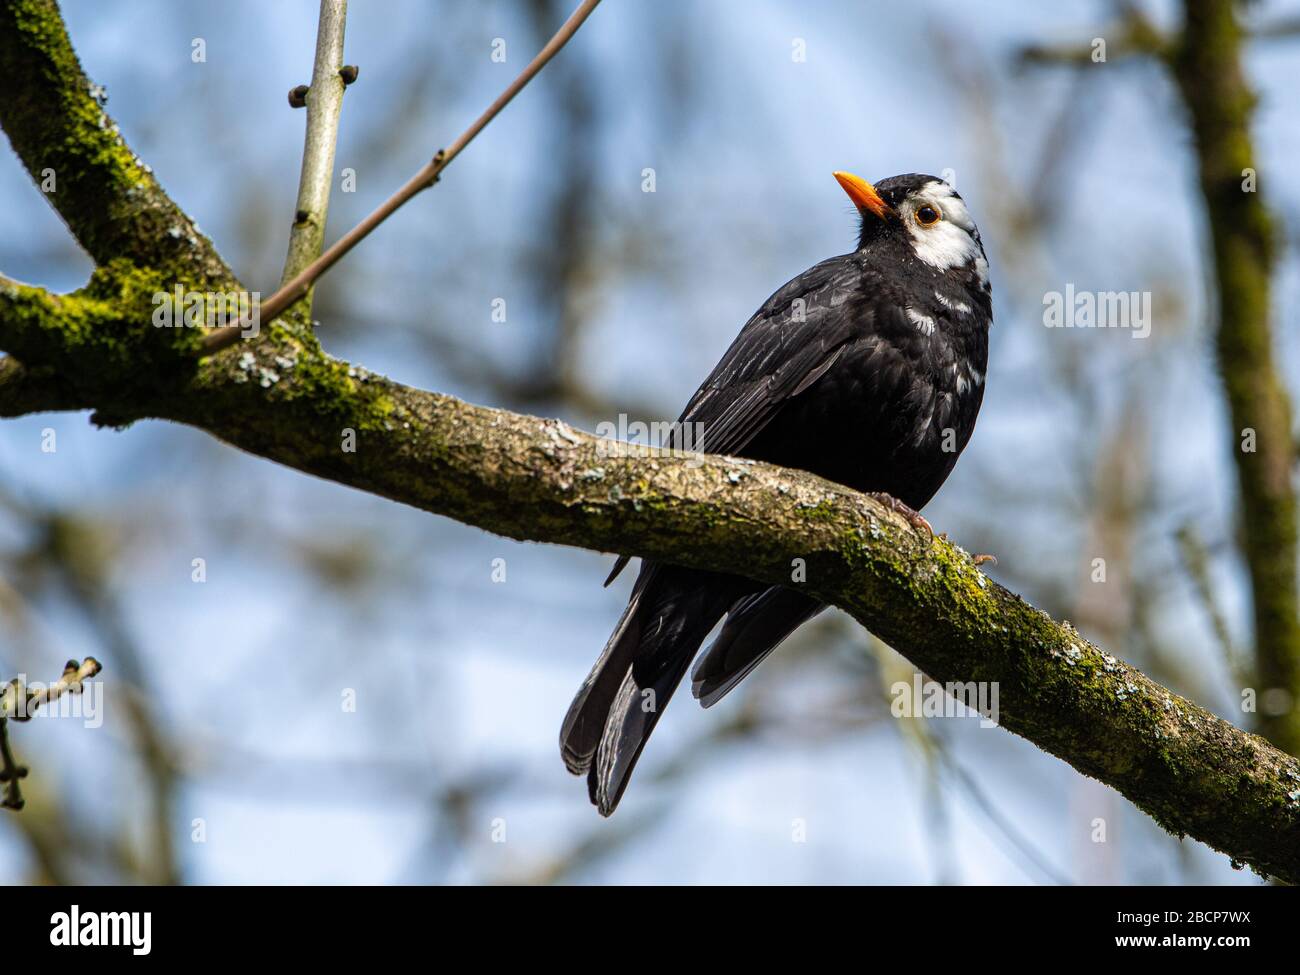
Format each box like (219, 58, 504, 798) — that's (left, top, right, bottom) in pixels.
(868, 493, 933, 537)
(973, 553, 997, 567)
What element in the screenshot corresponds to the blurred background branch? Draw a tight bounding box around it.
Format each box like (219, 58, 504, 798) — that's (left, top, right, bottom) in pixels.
(1, 656, 101, 810)
(1019, 0, 1300, 754)
(1171, 0, 1300, 754)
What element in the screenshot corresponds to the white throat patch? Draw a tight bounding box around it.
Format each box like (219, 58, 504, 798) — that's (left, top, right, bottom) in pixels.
(903, 180, 985, 278)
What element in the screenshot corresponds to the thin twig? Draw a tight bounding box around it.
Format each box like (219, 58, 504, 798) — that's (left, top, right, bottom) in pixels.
(202, 0, 603, 354)
(893, 674, 1068, 885)
(1176, 524, 1250, 687)
(0, 718, 26, 810)
(940, 749, 1072, 886)
(0, 657, 103, 722)
(1018, 9, 1300, 67)
(279, 0, 351, 311)
(0, 658, 102, 811)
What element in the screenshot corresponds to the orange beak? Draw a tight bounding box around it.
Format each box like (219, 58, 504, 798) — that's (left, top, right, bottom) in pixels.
(833, 171, 890, 219)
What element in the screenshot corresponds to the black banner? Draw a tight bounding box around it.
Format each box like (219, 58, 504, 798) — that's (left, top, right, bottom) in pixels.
(1, 884, 1283, 960)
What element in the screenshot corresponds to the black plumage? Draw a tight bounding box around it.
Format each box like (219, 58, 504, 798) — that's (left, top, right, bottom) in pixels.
(561, 173, 993, 815)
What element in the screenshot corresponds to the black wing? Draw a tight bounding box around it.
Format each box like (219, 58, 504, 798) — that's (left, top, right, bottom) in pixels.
(604, 252, 874, 586)
(671, 252, 869, 456)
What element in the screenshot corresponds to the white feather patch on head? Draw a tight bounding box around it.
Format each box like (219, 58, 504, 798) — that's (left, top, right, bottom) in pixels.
(904, 180, 985, 273)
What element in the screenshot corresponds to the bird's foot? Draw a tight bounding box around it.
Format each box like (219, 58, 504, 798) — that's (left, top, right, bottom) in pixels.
(972, 553, 998, 567)
(868, 493, 933, 537)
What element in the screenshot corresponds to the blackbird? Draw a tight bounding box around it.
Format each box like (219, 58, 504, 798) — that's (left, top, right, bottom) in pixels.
(561, 172, 992, 815)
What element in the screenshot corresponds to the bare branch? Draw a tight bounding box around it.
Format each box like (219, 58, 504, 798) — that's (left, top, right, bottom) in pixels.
(1017, 8, 1300, 68)
(0, 719, 25, 811)
(1018, 12, 1168, 67)
(201, 0, 603, 353)
(1176, 523, 1249, 688)
(1, 657, 102, 721)
(1, 658, 102, 811)
(279, 0, 351, 313)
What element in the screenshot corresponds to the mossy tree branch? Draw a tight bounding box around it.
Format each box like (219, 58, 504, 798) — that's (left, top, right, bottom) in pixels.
(0, 353, 85, 416)
(2, 0, 1299, 881)
(4, 275, 1300, 881)
(0, 0, 234, 285)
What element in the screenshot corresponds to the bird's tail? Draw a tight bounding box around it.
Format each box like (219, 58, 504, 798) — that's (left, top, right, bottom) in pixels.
(691, 587, 825, 708)
(560, 563, 740, 816)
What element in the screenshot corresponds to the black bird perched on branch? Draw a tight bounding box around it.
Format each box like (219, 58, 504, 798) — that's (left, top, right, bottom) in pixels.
(561, 172, 993, 815)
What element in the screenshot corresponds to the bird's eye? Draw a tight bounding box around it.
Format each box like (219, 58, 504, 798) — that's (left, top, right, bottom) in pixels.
(915, 205, 942, 226)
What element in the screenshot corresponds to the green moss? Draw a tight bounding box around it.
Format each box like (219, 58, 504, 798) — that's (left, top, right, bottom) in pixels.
(288, 355, 397, 430)
(797, 498, 839, 522)
(6, 2, 146, 193)
(0, 0, 232, 279)
(2, 281, 120, 365)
